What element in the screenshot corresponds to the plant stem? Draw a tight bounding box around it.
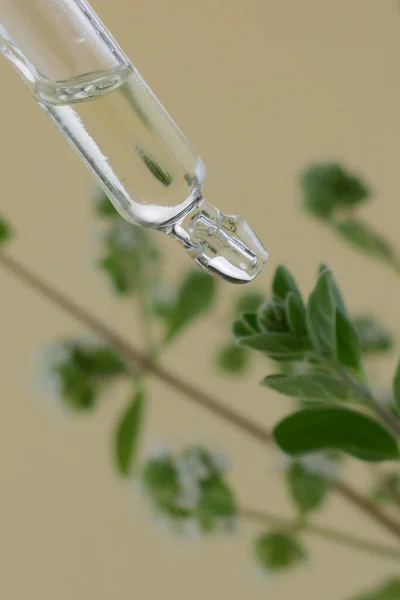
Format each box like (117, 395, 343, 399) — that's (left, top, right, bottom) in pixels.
(334, 363, 400, 439)
(2, 252, 400, 542)
(334, 480, 400, 538)
(240, 506, 400, 562)
(368, 464, 400, 513)
(0, 253, 271, 443)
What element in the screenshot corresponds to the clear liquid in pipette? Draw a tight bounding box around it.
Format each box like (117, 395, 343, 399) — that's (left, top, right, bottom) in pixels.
(34, 64, 205, 227)
(34, 64, 268, 283)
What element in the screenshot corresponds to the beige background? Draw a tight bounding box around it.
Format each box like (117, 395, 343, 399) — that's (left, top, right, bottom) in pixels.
(1, 0, 400, 598)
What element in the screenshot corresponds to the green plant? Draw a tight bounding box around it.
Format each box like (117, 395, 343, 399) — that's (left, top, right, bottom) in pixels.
(1, 162, 400, 598)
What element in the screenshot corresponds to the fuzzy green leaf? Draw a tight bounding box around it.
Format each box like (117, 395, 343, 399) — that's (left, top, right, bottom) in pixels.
(82, 346, 127, 377)
(307, 270, 336, 358)
(318, 264, 348, 316)
(257, 301, 290, 333)
(216, 344, 249, 375)
(301, 163, 369, 220)
(353, 315, 394, 354)
(350, 578, 400, 600)
(115, 390, 145, 476)
(52, 341, 127, 411)
(318, 266, 361, 370)
(272, 265, 302, 302)
(286, 292, 308, 336)
(336, 310, 362, 372)
(56, 362, 97, 411)
(232, 313, 261, 337)
(274, 407, 399, 462)
(238, 332, 311, 359)
(141, 456, 183, 516)
(335, 219, 396, 265)
(262, 372, 357, 403)
(286, 461, 330, 514)
(196, 477, 236, 532)
(255, 531, 306, 572)
(164, 270, 217, 343)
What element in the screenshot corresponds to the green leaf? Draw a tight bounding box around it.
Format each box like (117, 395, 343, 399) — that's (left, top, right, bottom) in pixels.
(301, 163, 369, 220)
(353, 315, 394, 354)
(392, 360, 400, 411)
(141, 456, 184, 516)
(233, 291, 264, 315)
(115, 390, 145, 476)
(336, 310, 362, 372)
(255, 531, 306, 572)
(142, 457, 178, 503)
(335, 219, 396, 265)
(272, 265, 302, 302)
(82, 346, 127, 377)
(318, 264, 348, 316)
(350, 578, 400, 600)
(238, 332, 311, 359)
(164, 270, 217, 343)
(319, 267, 362, 370)
(100, 254, 130, 294)
(286, 461, 330, 514)
(57, 362, 97, 411)
(232, 313, 261, 337)
(286, 293, 308, 336)
(196, 477, 236, 532)
(274, 407, 399, 462)
(258, 301, 290, 333)
(52, 341, 127, 411)
(262, 372, 358, 402)
(307, 270, 336, 358)
(0, 216, 12, 246)
(216, 343, 249, 375)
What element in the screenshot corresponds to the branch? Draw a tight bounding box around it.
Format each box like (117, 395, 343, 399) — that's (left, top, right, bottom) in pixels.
(334, 363, 400, 439)
(2, 252, 400, 542)
(240, 506, 400, 562)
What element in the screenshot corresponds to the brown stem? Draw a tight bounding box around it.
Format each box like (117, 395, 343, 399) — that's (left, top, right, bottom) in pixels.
(240, 506, 400, 562)
(334, 480, 400, 538)
(1, 252, 400, 542)
(384, 480, 400, 509)
(0, 253, 270, 444)
(334, 363, 400, 439)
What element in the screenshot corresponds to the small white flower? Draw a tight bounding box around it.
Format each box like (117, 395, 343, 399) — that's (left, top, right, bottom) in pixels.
(177, 451, 209, 481)
(175, 474, 200, 510)
(300, 453, 338, 479)
(145, 442, 171, 460)
(34, 340, 69, 399)
(268, 449, 293, 473)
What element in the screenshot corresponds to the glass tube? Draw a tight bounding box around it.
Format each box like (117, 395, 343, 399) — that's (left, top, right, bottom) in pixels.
(0, 0, 268, 283)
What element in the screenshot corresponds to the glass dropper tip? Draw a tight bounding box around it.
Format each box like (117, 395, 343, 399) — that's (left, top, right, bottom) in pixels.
(168, 198, 268, 284)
